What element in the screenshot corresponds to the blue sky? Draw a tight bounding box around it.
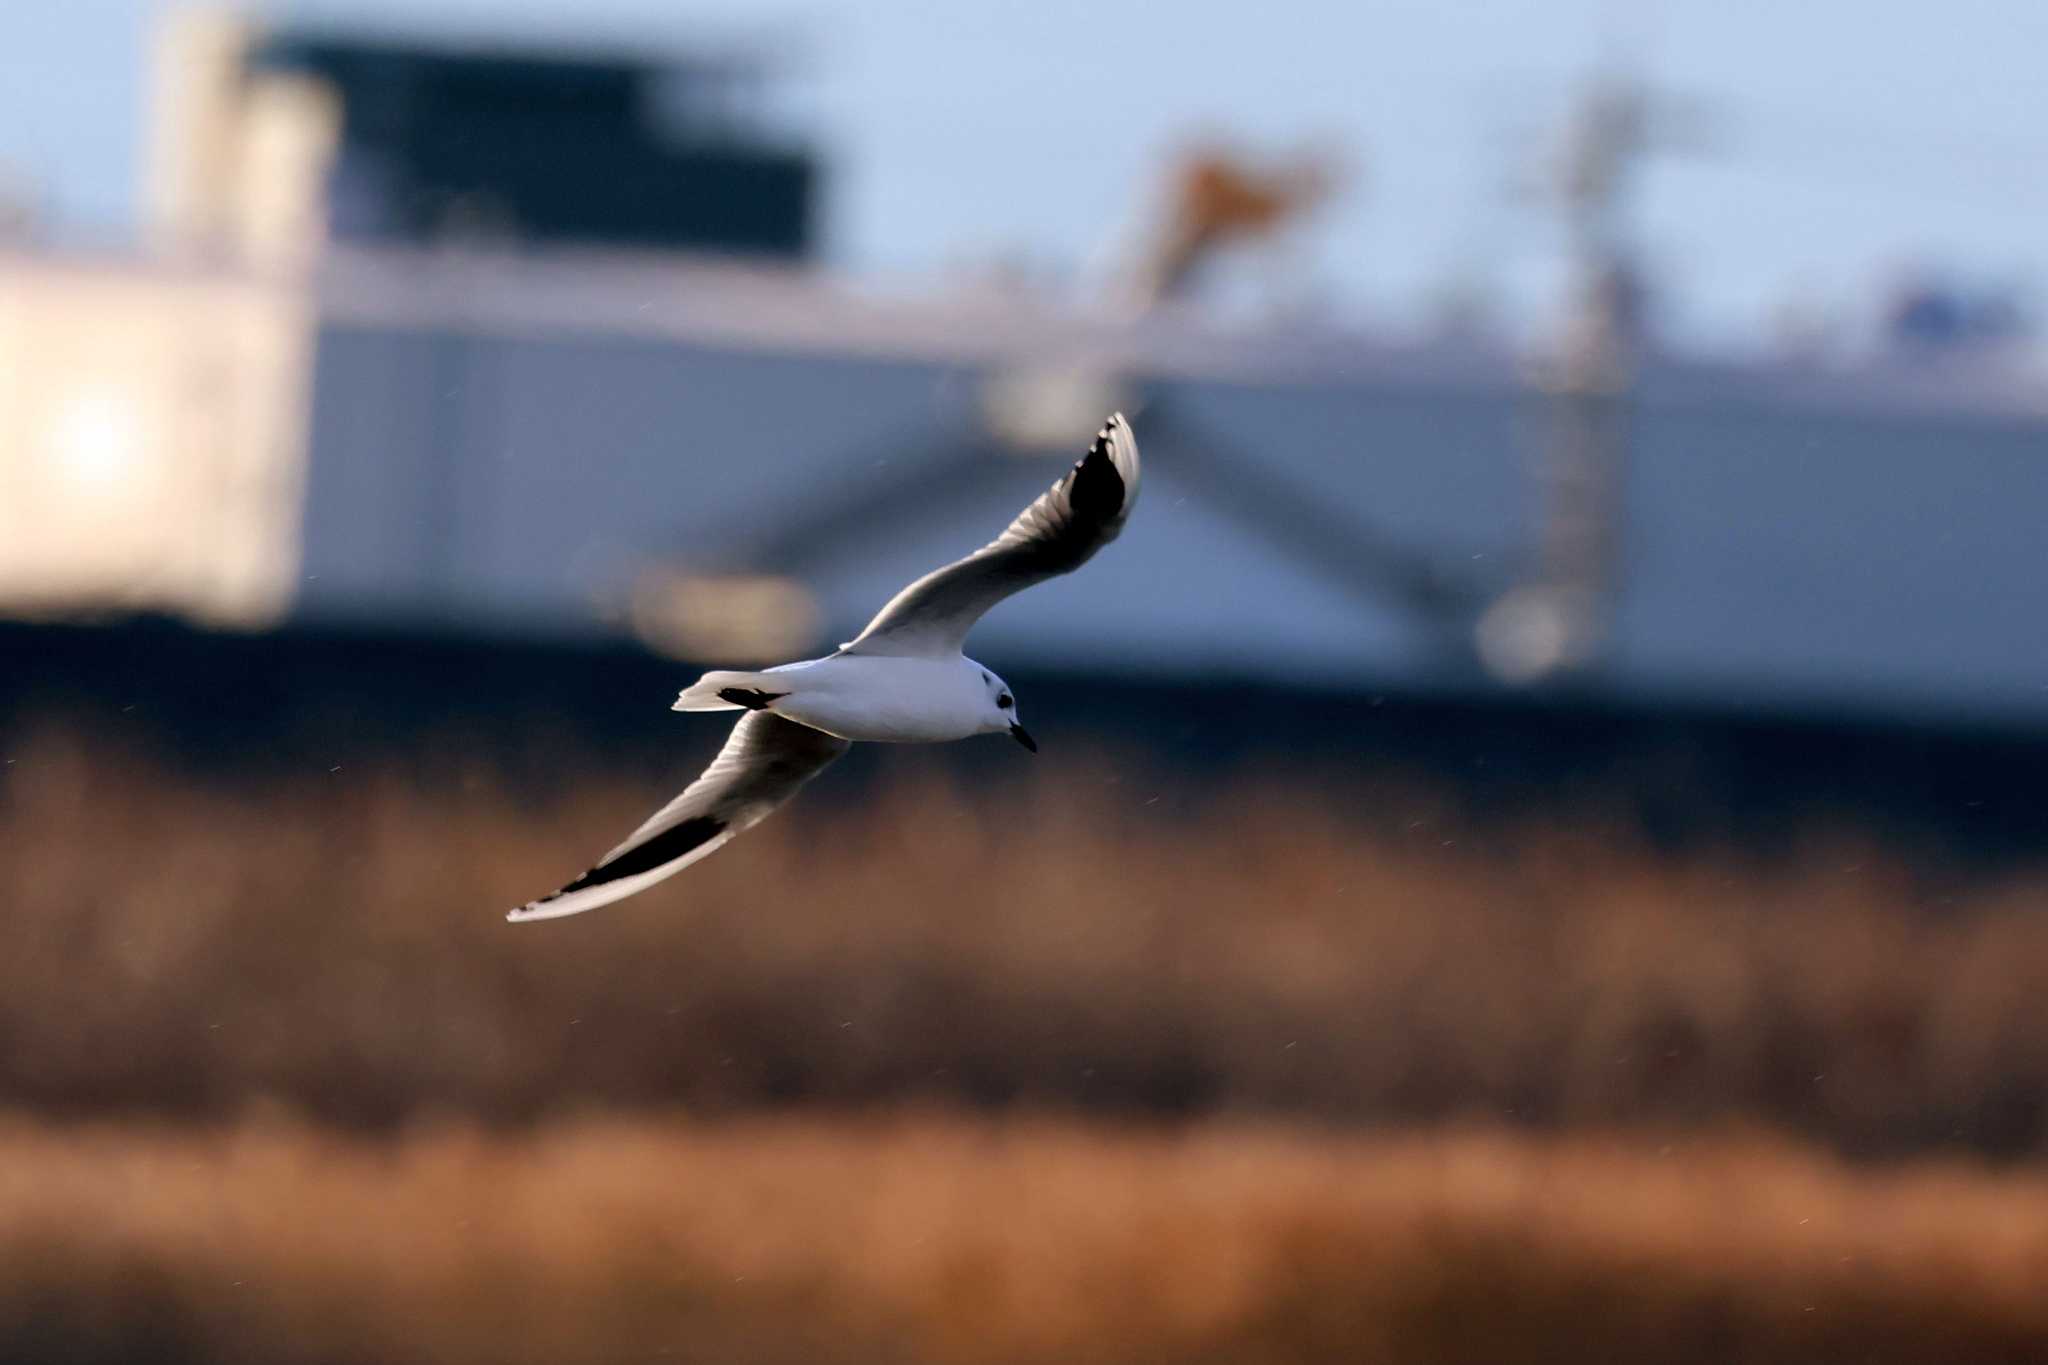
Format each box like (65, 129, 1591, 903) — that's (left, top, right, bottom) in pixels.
(5, 0, 2045, 348)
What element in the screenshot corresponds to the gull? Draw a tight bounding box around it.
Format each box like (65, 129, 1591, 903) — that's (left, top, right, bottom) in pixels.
(510, 413, 1141, 922)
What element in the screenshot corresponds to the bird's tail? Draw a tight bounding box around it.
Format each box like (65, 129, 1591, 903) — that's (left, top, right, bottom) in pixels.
(672, 670, 788, 713)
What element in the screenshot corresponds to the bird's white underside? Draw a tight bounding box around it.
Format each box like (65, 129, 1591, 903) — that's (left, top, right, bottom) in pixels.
(509, 413, 1140, 922)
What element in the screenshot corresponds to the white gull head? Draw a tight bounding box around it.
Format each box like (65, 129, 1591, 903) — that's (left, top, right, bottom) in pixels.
(971, 661, 1034, 751)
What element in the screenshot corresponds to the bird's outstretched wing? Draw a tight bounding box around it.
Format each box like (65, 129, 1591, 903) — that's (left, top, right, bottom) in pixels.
(839, 412, 1141, 658)
(508, 712, 849, 922)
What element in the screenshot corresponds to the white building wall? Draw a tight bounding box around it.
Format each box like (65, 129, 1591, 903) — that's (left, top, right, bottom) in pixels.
(0, 254, 318, 626)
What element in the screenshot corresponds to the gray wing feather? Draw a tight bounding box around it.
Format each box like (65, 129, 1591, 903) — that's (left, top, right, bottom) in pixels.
(508, 712, 849, 922)
(840, 412, 1141, 658)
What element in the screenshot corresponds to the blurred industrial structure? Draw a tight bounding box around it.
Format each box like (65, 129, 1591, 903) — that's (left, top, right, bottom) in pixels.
(4, 10, 2048, 726)
(1478, 71, 1710, 682)
(248, 29, 813, 256)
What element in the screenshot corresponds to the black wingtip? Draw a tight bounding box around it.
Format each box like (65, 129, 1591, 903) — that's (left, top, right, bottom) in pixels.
(547, 815, 728, 898)
(1089, 414, 1126, 461)
(1069, 431, 1126, 526)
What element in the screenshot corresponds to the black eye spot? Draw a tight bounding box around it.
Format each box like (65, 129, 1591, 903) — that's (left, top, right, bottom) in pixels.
(997, 693, 1013, 709)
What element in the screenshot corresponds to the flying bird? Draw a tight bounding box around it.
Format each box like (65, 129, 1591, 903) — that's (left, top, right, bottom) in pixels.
(510, 413, 1142, 922)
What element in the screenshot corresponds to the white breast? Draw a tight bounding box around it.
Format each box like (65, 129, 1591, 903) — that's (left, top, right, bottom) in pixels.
(766, 654, 986, 743)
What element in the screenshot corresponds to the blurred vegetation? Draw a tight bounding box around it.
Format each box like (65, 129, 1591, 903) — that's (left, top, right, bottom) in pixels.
(3, 1114, 2047, 1365)
(7, 724, 2048, 1156)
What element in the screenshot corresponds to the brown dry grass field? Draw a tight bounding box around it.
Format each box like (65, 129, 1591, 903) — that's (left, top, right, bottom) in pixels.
(8, 723, 2048, 1361)
(7, 726, 2048, 1154)
(3, 1113, 2047, 1365)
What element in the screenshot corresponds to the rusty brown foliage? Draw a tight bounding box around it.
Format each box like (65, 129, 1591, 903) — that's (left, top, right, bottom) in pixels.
(5, 727, 2048, 1154)
(2, 1114, 2046, 1365)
